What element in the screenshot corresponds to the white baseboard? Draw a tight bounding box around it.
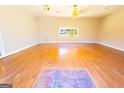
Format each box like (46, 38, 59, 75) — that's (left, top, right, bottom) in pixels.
(0, 42, 40, 59)
(98, 43, 124, 52)
(40, 41, 98, 44)
(1, 42, 123, 59)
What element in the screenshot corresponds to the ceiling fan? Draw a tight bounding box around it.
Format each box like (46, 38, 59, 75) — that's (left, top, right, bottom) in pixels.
(72, 5, 90, 17)
(42, 5, 89, 17)
(72, 5, 79, 17)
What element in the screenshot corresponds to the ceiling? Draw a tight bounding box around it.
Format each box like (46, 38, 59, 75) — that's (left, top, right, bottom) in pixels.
(25, 5, 123, 18)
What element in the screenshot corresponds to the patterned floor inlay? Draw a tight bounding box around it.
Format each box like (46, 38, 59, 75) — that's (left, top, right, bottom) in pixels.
(34, 68, 96, 88)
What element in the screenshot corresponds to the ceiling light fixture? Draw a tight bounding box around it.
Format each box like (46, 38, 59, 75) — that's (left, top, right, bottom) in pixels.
(43, 5, 50, 11)
(72, 5, 79, 17)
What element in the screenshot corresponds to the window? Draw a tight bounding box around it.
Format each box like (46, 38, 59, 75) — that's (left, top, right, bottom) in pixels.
(59, 27, 78, 38)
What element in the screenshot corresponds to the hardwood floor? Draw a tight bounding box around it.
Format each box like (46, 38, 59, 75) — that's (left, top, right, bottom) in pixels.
(0, 43, 124, 88)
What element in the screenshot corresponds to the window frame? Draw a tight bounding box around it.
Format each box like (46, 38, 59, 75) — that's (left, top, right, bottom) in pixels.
(59, 27, 79, 38)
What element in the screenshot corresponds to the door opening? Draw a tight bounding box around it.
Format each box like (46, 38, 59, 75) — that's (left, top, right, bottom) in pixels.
(0, 32, 5, 57)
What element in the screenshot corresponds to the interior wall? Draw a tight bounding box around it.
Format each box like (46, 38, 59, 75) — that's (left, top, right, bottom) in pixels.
(0, 6, 124, 57)
(99, 8, 124, 51)
(38, 16, 100, 43)
(0, 6, 40, 56)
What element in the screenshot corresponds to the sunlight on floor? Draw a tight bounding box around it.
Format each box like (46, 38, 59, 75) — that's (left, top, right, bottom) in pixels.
(59, 47, 68, 56)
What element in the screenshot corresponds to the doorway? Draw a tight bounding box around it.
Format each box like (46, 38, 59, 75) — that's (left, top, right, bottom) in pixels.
(0, 32, 5, 57)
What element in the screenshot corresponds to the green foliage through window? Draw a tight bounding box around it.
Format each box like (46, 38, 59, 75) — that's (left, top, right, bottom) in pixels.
(59, 27, 78, 38)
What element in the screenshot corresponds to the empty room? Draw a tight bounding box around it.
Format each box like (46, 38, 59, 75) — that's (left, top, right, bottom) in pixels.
(0, 5, 124, 88)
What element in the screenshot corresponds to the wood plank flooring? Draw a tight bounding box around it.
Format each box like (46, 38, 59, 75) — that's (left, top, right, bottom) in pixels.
(0, 43, 124, 88)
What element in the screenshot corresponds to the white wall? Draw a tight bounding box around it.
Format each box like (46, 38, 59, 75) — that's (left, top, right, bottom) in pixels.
(99, 8, 124, 51)
(0, 6, 124, 57)
(38, 16, 100, 43)
(0, 6, 40, 56)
